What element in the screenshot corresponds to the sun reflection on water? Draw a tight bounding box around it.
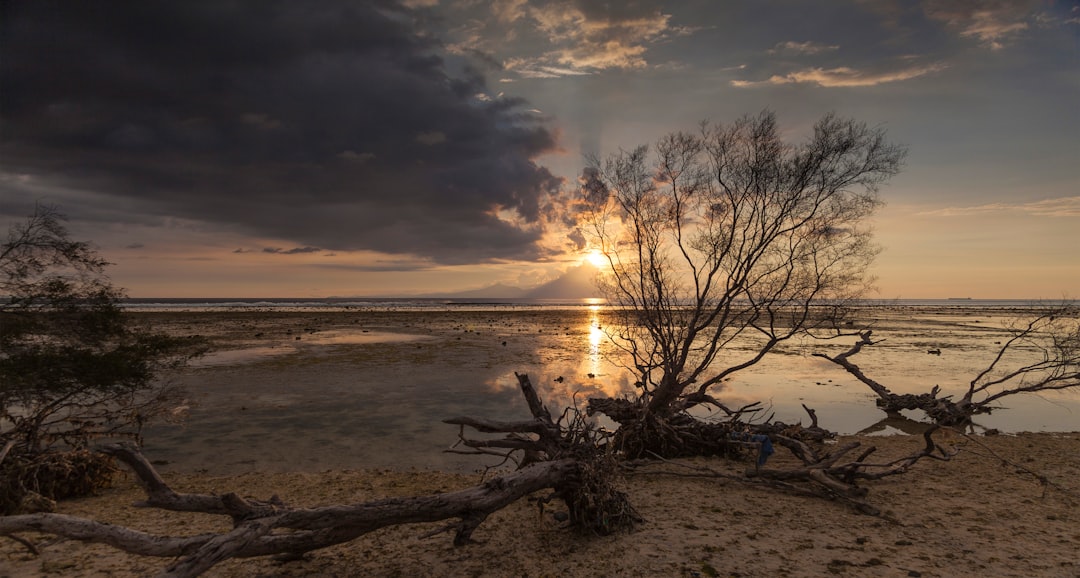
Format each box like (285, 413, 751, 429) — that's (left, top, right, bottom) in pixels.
(484, 304, 634, 410)
(588, 304, 604, 378)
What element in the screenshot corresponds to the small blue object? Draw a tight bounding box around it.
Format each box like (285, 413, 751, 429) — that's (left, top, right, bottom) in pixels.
(730, 432, 775, 466)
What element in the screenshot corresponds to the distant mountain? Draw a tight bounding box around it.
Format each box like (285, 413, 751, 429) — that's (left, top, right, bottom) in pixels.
(524, 263, 602, 300)
(422, 263, 602, 300)
(442, 282, 528, 299)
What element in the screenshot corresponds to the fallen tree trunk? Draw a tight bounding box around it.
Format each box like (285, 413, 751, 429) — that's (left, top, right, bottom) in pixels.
(0, 448, 578, 576)
(0, 374, 610, 578)
(747, 426, 957, 515)
(810, 330, 975, 425)
(445, 373, 640, 534)
(815, 309, 1080, 427)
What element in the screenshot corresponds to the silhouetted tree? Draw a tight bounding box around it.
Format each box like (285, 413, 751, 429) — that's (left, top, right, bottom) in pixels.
(582, 111, 905, 455)
(1, 204, 203, 513)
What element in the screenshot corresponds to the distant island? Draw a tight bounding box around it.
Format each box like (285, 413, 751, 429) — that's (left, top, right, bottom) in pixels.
(418, 263, 602, 301)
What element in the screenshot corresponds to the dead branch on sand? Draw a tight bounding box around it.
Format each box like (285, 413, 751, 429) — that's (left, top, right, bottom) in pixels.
(815, 306, 1080, 426)
(0, 374, 636, 578)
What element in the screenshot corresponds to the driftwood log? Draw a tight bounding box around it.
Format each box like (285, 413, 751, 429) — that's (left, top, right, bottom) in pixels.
(588, 392, 959, 515)
(0, 374, 631, 578)
(747, 425, 957, 514)
(815, 310, 1080, 427)
(0, 444, 578, 577)
(445, 373, 640, 534)
(811, 330, 975, 424)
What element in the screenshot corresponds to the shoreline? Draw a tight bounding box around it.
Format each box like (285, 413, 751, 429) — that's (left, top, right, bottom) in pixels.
(3, 432, 1077, 577)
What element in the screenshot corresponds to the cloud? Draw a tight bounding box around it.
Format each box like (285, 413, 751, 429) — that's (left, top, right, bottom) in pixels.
(263, 246, 325, 255)
(454, 1, 675, 79)
(506, 61, 593, 78)
(732, 62, 946, 88)
(767, 41, 840, 55)
(492, 0, 529, 23)
(314, 261, 437, 273)
(415, 131, 447, 145)
(0, 1, 562, 265)
(531, 2, 672, 70)
(923, 0, 1037, 50)
(918, 197, 1080, 218)
(1069, 6, 1080, 25)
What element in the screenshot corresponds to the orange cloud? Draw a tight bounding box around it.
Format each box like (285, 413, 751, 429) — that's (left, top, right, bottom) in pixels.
(917, 196, 1080, 218)
(923, 0, 1036, 50)
(767, 40, 840, 55)
(504, 2, 672, 76)
(732, 62, 947, 88)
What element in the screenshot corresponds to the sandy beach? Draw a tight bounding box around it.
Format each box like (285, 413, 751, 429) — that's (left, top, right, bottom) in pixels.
(3, 433, 1077, 577)
(2, 307, 1078, 576)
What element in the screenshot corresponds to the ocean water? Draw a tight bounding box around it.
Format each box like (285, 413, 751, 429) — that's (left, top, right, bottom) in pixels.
(135, 302, 1080, 474)
(122, 297, 1076, 311)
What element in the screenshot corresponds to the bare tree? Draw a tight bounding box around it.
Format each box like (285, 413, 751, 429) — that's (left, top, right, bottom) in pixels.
(582, 111, 905, 448)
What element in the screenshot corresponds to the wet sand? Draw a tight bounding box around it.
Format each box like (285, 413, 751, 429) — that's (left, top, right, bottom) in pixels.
(3, 307, 1079, 576)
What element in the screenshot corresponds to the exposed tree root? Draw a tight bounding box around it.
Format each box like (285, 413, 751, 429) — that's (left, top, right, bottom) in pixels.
(445, 373, 641, 535)
(587, 394, 965, 515)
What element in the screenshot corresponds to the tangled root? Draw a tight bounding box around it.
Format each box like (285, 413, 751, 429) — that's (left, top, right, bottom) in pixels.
(1, 449, 120, 515)
(563, 447, 642, 534)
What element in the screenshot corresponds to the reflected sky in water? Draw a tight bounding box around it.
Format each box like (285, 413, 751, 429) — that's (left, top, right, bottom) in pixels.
(142, 308, 1080, 475)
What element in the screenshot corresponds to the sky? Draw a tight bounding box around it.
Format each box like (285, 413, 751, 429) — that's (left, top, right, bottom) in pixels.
(1, 0, 1077, 299)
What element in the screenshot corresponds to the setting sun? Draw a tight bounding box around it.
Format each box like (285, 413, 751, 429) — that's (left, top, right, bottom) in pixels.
(584, 249, 608, 268)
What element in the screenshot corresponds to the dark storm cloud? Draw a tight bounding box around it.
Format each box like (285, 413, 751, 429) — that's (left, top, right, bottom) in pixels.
(262, 246, 323, 255)
(0, 0, 562, 263)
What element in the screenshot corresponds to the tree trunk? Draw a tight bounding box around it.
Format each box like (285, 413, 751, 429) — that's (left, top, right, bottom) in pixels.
(812, 331, 980, 427)
(0, 451, 580, 577)
(0, 373, 640, 577)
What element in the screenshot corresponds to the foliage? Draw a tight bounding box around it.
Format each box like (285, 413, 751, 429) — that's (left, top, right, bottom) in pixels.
(582, 110, 906, 417)
(0, 204, 203, 480)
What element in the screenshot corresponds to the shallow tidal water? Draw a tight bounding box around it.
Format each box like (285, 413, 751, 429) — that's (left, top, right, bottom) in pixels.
(138, 307, 1080, 475)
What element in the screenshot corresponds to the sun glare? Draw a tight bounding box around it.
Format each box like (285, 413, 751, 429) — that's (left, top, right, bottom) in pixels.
(584, 249, 607, 268)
